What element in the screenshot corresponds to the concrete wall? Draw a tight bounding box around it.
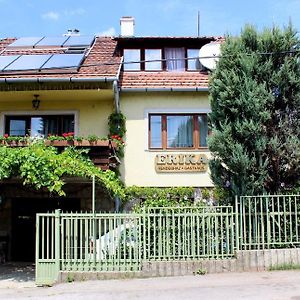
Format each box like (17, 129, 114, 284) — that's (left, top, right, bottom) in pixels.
(59, 248, 300, 283)
(120, 91, 213, 187)
(142, 248, 300, 277)
(0, 90, 114, 137)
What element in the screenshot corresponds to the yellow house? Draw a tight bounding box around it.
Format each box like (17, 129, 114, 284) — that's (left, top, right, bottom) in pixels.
(0, 34, 122, 261)
(0, 19, 222, 262)
(116, 30, 222, 189)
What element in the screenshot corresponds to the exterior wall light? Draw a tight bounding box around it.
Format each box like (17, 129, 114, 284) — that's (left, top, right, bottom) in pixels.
(32, 94, 40, 110)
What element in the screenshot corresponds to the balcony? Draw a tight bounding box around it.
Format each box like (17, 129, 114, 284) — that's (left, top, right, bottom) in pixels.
(0, 135, 122, 171)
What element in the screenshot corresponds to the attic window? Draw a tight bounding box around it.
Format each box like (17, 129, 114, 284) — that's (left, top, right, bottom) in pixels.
(187, 49, 202, 71)
(123, 49, 140, 70)
(165, 48, 185, 72)
(145, 49, 162, 70)
(122, 47, 204, 72)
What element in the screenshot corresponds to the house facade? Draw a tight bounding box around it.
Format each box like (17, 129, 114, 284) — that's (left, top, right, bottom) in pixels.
(117, 34, 218, 188)
(0, 18, 222, 262)
(0, 34, 122, 261)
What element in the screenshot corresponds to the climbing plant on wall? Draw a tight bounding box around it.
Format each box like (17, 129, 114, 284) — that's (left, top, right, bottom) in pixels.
(108, 112, 126, 138)
(0, 142, 125, 198)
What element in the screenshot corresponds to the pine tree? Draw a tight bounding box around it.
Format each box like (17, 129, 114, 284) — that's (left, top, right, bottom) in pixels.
(209, 25, 300, 199)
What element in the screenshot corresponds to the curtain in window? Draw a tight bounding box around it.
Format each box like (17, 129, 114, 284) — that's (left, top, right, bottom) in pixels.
(167, 116, 193, 148)
(43, 118, 58, 136)
(198, 115, 208, 147)
(63, 117, 74, 133)
(165, 48, 185, 71)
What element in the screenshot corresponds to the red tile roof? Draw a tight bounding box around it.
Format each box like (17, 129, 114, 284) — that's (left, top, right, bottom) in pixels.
(119, 71, 209, 89)
(0, 35, 219, 88)
(0, 37, 121, 79)
(0, 38, 16, 52)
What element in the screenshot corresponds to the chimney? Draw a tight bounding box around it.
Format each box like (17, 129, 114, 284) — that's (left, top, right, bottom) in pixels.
(120, 16, 135, 37)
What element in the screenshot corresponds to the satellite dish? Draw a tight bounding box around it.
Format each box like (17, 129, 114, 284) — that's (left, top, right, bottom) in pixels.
(199, 42, 221, 70)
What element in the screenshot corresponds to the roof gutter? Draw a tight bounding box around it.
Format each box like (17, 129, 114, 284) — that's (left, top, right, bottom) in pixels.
(120, 87, 209, 92)
(0, 77, 118, 84)
(113, 57, 123, 113)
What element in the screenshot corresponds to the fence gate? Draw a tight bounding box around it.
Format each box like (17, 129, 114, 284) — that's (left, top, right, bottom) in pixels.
(36, 211, 142, 285)
(35, 212, 58, 286)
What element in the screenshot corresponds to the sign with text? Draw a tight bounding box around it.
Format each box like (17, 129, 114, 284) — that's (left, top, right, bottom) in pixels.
(155, 153, 209, 173)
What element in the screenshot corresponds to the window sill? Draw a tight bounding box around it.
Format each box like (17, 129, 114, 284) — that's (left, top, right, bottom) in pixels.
(146, 148, 209, 152)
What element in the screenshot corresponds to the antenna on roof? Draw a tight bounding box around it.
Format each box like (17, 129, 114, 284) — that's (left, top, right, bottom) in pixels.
(197, 11, 200, 37)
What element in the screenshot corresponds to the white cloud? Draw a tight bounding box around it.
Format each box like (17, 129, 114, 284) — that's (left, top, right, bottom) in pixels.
(64, 8, 86, 17)
(97, 27, 116, 36)
(157, 0, 182, 12)
(41, 11, 59, 21)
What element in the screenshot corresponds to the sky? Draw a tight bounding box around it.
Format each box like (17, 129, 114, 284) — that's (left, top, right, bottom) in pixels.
(0, 0, 300, 38)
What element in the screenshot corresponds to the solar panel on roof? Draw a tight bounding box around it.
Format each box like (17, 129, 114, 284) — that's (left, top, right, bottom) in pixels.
(4, 54, 51, 71)
(35, 36, 69, 47)
(0, 55, 20, 70)
(63, 36, 94, 47)
(8, 37, 44, 47)
(41, 53, 85, 70)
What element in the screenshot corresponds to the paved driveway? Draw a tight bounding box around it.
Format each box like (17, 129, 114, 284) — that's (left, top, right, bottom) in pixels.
(0, 265, 300, 300)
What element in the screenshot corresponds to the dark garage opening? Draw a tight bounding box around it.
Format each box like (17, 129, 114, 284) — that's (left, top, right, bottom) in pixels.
(11, 197, 80, 262)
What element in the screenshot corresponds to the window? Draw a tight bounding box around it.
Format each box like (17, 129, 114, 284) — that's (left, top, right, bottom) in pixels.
(123, 47, 204, 72)
(5, 115, 74, 137)
(198, 115, 208, 147)
(187, 49, 201, 71)
(149, 115, 162, 148)
(149, 114, 209, 149)
(165, 48, 185, 71)
(167, 115, 193, 147)
(145, 49, 162, 70)
(123, 49, 141, 71)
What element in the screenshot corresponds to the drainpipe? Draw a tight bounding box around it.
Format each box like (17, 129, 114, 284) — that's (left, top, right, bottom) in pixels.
(113, 80, 120, 113)
(113, 57, 123, 113)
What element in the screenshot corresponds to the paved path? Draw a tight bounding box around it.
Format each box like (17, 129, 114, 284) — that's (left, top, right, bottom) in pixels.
(0, 267, 300, 300)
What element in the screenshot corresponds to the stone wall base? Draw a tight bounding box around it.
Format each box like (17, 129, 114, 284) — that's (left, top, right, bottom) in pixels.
(58, 248, 300, 283)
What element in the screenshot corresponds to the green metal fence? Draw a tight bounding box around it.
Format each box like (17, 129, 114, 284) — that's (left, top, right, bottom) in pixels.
(36, 211, 142, 285)
(36, 206, 236, 285)
(143, 206, 236, 260)
(36, 195, 300, 285)
(237, 195, 300, 249)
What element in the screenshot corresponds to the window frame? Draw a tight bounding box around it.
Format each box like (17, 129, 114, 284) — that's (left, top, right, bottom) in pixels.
(5, 114, 75, 137)
(122, 47, 202, 72)
(187, 48, 201, 71)
(0, 110, 79, 136)
(123, 48, 142, 71)
(144, 48, 162, 71)
(148, 113, 209, 150)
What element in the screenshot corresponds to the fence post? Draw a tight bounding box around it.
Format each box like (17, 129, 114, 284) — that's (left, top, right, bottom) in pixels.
(55, 209, 61, 277)
(235, 196, 240, 252)
(142, 207, 147, 261)
(266, 196, 271, 248)
(35, 214, 40, 282)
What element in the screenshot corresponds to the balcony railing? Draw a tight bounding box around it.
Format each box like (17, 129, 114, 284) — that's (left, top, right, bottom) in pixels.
(0, 136, 120, 171)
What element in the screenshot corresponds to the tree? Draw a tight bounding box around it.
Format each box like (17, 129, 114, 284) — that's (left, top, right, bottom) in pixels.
(209, 24, 300, 200)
